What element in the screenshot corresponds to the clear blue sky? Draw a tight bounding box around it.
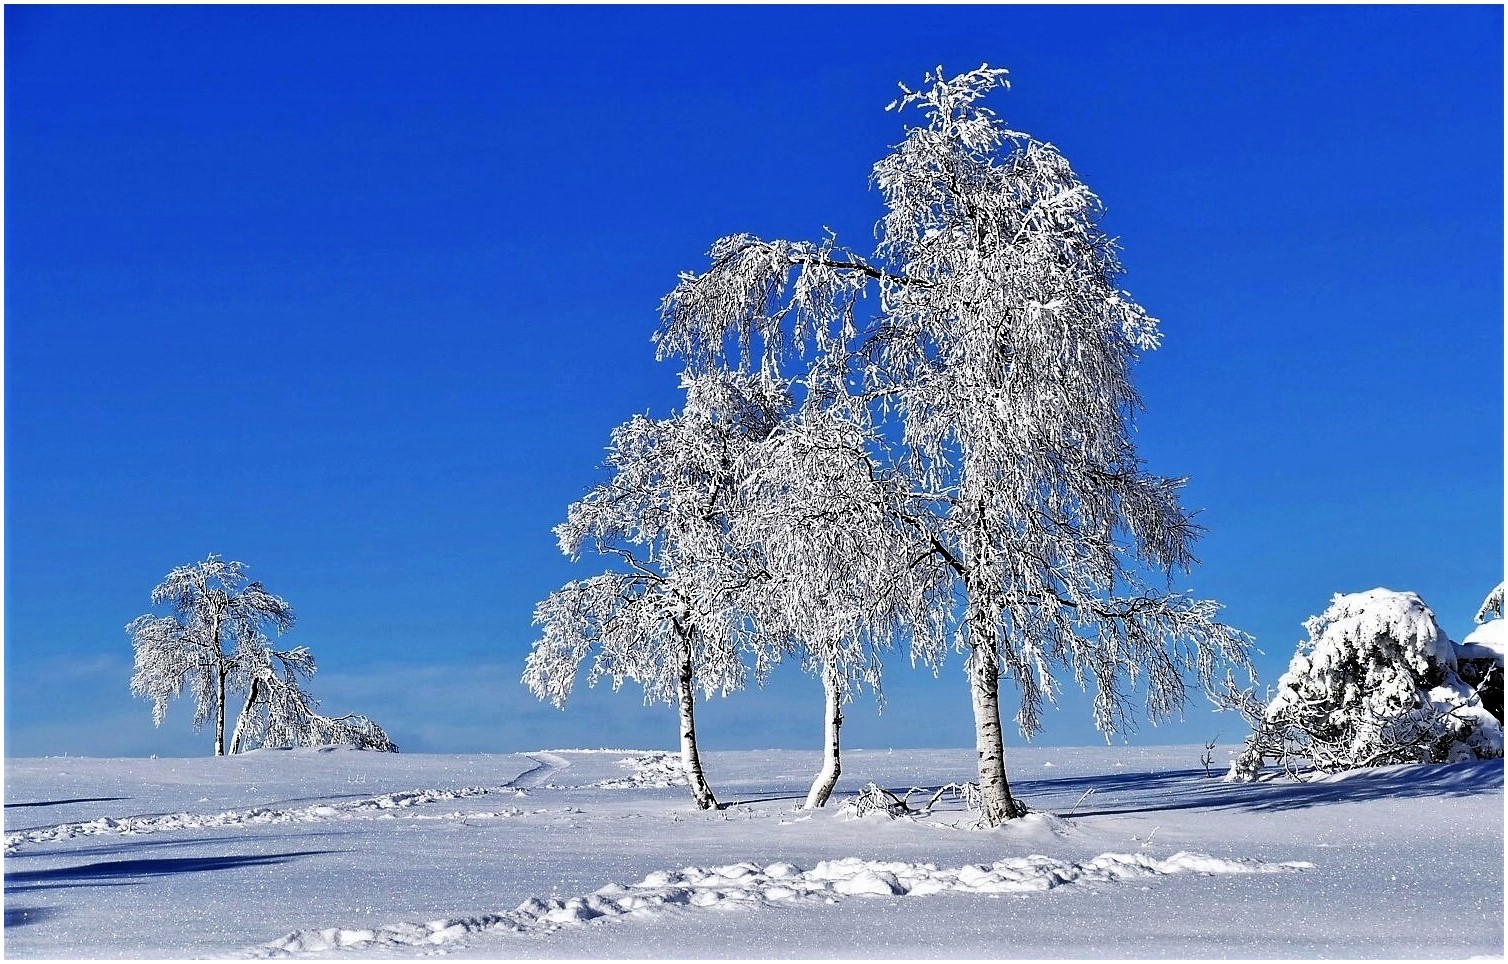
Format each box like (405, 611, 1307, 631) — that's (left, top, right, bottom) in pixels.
(6, 5, 1502, 759)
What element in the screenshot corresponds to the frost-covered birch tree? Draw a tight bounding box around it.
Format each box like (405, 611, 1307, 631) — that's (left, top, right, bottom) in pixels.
(735, 387, 934, 808)
(657, 65, 1251, 826)
(129, 555, 394, 755)
(524, 370, 789, 810)
(129, 555, 296, 756)
(657, 221, 936, 809)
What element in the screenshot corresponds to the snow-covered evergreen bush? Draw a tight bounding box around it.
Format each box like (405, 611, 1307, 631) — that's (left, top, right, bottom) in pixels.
(1227, 588, 1502, 781)
(1455, 582, 1504, 723)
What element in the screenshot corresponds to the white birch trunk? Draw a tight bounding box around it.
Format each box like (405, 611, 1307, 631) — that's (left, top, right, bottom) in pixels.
(228, 678, 261, 755)
(967, 629, 1023, 825)
(676, 642, 719, 810)
(214, 666, 228, 757)
(210, 610, 227, 757)
(803, 666, 844, 809)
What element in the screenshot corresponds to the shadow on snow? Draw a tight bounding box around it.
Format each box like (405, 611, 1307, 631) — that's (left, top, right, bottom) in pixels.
(4, 796, 131, 810)
(4, 906, 61, 929)
(1044, 760, 1504, 819)
(4, 829, 360, 863)
(731, 760, 1505, 820)
(4, 849, 339, 893)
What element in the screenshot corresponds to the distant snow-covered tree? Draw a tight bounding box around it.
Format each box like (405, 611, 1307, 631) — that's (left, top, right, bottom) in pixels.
(656, 65, 1251, 825)
(1226, 588, 1503, 781)
(524, 370, 789, 810)
(129, 555, 296, 756)
(129, 555, 394, 755)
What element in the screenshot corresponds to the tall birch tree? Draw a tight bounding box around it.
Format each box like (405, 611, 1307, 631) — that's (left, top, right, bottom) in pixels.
(656, 65, 1252, 825)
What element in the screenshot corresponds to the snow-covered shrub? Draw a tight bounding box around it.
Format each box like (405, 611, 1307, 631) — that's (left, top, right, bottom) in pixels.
(1227, 588, 1503, 781)
(838, 781, 986, 820)
(839, 783, 912, 819)
(1455, 582, 1504, 724)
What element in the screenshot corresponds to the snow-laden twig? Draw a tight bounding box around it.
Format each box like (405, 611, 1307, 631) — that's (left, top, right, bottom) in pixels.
(839, 780, 988, 821)
(1067, 787, 1097, 816)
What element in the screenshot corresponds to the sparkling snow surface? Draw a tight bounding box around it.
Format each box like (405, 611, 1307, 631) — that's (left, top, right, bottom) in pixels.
(3, 745, 1501, 958)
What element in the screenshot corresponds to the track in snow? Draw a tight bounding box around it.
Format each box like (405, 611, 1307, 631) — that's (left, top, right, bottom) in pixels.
(245, 851, 1314, 958)
(4, 754, 569, 854)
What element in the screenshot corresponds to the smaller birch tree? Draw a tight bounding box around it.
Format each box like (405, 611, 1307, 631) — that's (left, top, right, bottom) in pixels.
(735, 386, 935, 808)
(524, 370, 788, 810)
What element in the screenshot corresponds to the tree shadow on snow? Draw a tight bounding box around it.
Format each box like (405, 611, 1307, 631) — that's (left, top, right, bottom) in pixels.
(722, 760, 1501, 820)
(840, 769, 1216, 811)
(4, 906, 60, 928)
(4, 849, 340, 893)
(5, 829, 356, 863)
(726, 769, 1216, 811)
(4, 796, 130, 810)
(1012, 766, 1215, 804)
(723, 792, 809, 807)
(1061, 760, 1504, 819)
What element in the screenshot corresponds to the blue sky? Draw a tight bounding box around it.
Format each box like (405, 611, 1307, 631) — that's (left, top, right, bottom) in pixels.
(5, 5, 1502, 760)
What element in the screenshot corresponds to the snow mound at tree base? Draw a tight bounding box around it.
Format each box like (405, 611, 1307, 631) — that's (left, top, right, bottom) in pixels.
(246, 851, 1312, 957)
(590, 752, 686, 789)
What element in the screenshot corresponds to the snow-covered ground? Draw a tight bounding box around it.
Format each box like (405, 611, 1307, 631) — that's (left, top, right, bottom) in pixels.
(3, 744, 1501, 958)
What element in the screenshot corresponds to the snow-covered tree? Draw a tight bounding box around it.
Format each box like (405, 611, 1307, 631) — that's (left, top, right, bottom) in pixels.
(734, 388, 935, 808)
(524, 370, 789, 810)
(656, 65, 1251, 825)
(659, 226, 932, 808)
(1226, 588, 1503, 781)
(129, 555, 394, 755)
(130, 555, 296, 756)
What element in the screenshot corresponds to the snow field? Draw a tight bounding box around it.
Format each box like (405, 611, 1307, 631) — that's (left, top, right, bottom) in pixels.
(5, 747, 1499, 959)
(250, 850, 1312, 957)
